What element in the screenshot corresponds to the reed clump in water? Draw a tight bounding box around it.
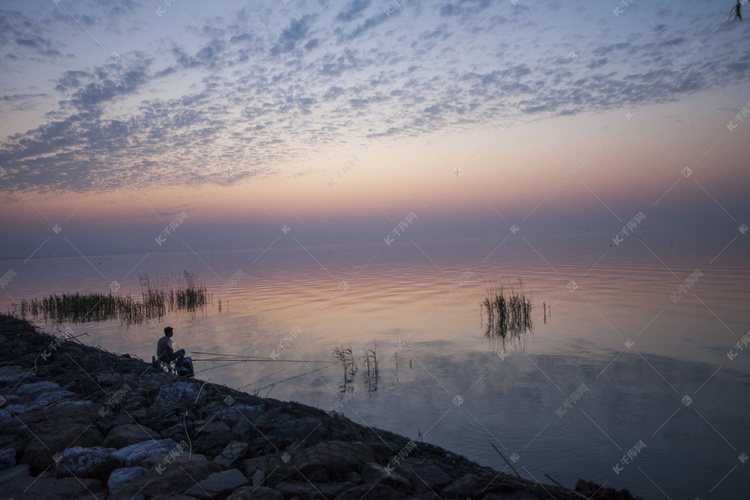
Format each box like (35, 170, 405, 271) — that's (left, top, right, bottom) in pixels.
(481, 279, 532, 338)
(18, 270, 210, 326)
(333, 344, 358, 394)
(361, 343, 379, 394)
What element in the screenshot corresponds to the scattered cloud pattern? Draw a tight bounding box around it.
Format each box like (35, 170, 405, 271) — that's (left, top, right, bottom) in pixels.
(0, 0, 748, 193)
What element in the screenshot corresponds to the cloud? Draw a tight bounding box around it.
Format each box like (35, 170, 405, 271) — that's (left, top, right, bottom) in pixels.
(336, 0, 372, 23)
(2, 0, 750, 195)
(271, 15, 315, 55)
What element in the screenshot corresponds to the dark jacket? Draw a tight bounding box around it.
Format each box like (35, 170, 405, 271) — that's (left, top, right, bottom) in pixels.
(157, 336, 174, 361)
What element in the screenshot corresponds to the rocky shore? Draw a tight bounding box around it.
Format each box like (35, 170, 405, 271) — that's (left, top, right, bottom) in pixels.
(0, 314, 641, 499)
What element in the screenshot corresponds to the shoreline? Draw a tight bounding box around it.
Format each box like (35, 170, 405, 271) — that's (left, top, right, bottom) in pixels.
(0, 314, 641, 499)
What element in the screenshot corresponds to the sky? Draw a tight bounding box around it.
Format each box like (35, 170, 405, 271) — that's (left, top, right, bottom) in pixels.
(0, 0, 749, 259)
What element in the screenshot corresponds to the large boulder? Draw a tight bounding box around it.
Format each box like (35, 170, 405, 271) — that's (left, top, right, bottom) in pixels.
(193, 421, 233, 456)
(20, 425, 104, 472)
(54, 446, 114, 478)
(108, 466, 148, 490)
(227, 485, 285, 500)
(2, 475, 104, 500)
(16, 381, 61, 395)
(184, 468, 250, 499)
(273, 417, 327, 447)
(111, 438, 182, 467)
(104, 424, 161, 449)
(0, 446, 16, 469)
(153, 381, 203, 409)
(0, 365, 31, 384)
(109, 458, 223, 499)
(396, 458, 453, 492)
(214, 440, 249, 467)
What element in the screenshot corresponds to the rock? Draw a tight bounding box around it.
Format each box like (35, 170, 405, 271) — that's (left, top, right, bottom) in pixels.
(274, 417, 327, 446)
(218, 404, 263, 425)
(0, 463, 31, 483)
(154, 381, 202, 408)
(361, 461, 412, 492)
(6, 388, 77, 414)
(214, 440, 249, 467)
(440, 473, 489, 498)
(273, 440, 375, 484)
(0, 446, 16, 469)
(16, 380, 61, 395)
(227, 485, 285, 500)
(20, 425, 104, 472)
(193, 420, 233, 456)
(0, 365, 31, 384)
(275, 481, 353, 498)
(109, 459, 223, 499)
(111, 438, 181, 467)
(334, 483, 410, 500)
(397, 458, 453, 492)
(231, 419, 256, 441)
(91, 456, 125, 485)
(184, 468, 250, 499)
(108, 466, 148, 490)
(151, 495, 198, 500)
(252, 468, 265, 487)
(104, 424, 161, 448)
(54, 446, 114, 478)
(5, 475, 104, 499)
(141, 452, 207, 468)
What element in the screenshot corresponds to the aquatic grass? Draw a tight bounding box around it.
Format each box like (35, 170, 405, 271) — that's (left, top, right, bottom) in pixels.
(361, 343, 379, 394)
(18, 270, 210, 326)
(481, 278, 532, 339)
(333, 344, 358, 394)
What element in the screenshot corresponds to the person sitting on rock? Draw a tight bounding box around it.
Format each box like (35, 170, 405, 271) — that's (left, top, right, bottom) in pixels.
(156, 327, 194, 377)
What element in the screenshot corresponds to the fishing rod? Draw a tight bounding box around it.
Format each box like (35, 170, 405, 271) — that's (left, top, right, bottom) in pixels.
(190, 358, 331, 363)
(189, 351, 331, 363)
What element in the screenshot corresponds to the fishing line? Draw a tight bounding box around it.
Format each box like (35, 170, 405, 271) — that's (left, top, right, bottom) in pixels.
(251, 361, 338, 395)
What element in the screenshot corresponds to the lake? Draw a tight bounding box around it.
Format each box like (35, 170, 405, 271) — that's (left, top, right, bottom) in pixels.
(2, 230, 749, 499)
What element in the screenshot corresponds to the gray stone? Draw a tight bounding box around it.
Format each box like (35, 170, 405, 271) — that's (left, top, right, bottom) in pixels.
(0, 463, 31, 483)
(218, 404, 263, 424)
(227, 486, 285, 500)
(20, 425, 104, 472)
(214, 440, 249, 467)
(335, 483, 410, 500)
(140, 452, 206, 468)
(252, 468, 265, 487)
(184, 468, 250, 499)
(398, 458, 453, 492)
(104, 424, 161, 449)
(0, 446, 16, 469)
(6, 476, 104, 499)
(276, 481, 352, 498)
(193, 420, 233, 455)
(111, 438, 181, 467)
(6, 389, 77, 414)
(16, 381, 61, 395)
(154, 381, 202, 408)
(274, 417, 326, 446)
(34, 389, 76, 406)
(440, 473, 489, 498)
(109, 459, 222, 499)
(108, 466, 148, 491)
(361, 461, 411, 492)
(0, 365, 30, 384)
(54, 446, 114, 478)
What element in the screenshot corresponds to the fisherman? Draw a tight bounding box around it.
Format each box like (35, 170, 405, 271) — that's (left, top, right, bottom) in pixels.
(156, 326, 194, 377)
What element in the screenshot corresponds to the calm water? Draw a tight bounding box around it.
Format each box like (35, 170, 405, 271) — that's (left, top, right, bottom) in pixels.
(2, 231, 749, 499)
